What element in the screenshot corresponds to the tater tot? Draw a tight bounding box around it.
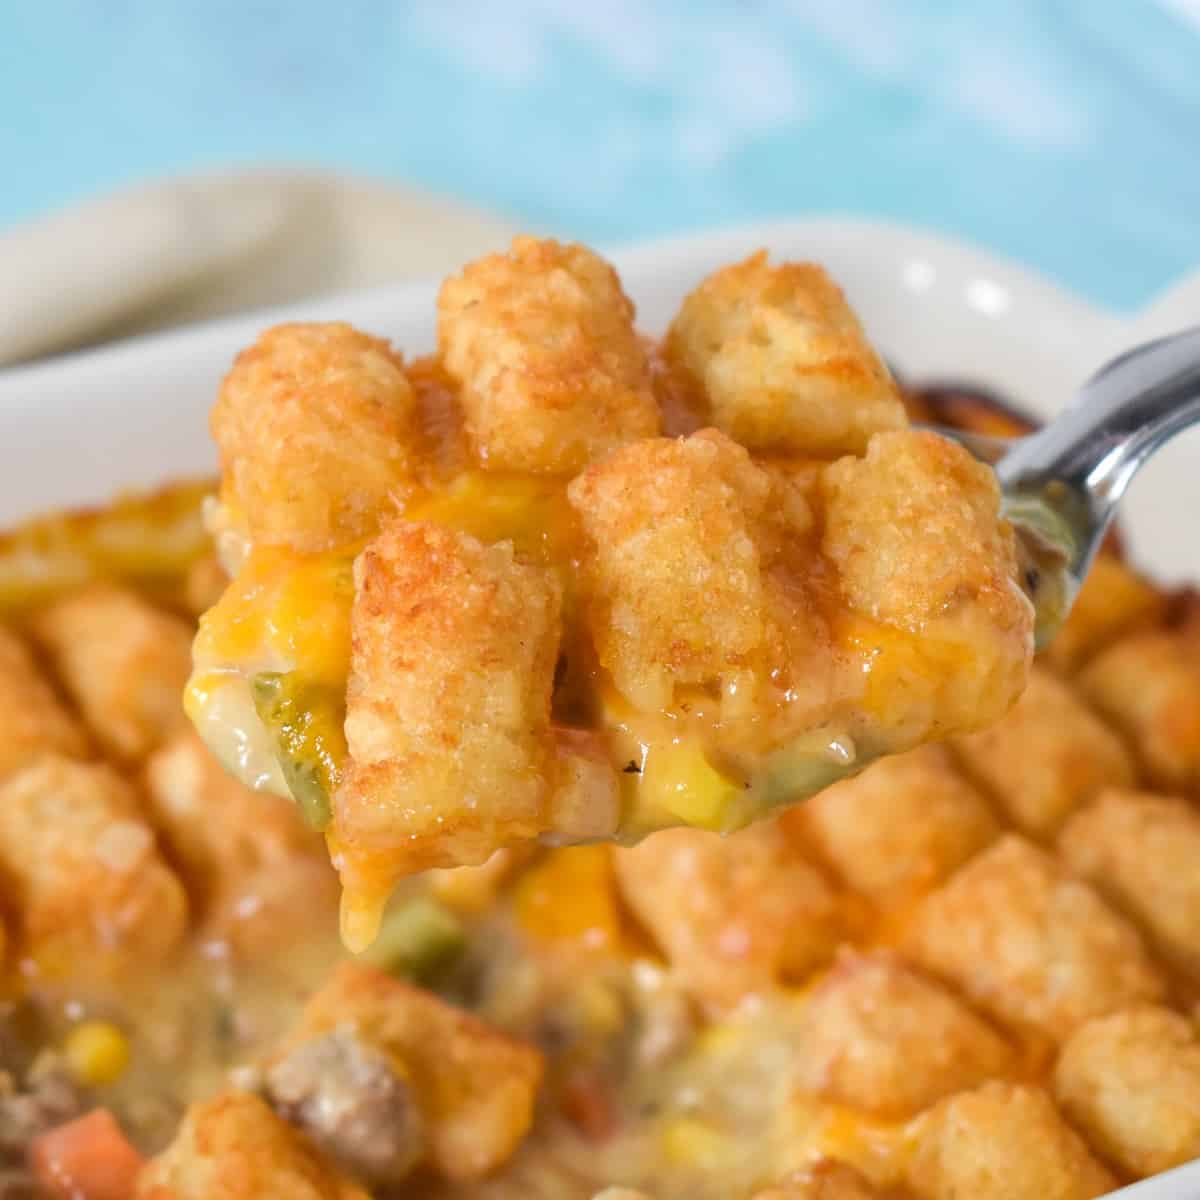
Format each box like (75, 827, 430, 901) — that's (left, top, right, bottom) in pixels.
(1059, 789, 1200, 980)
(902, 835, 1165, 1042)
(0, 756, 187, 973)
(144, 731, 314, 900)
(906, 1082, 1116, 1200)
(279, 963, 543, 1181)
(612, 821, 843, 1009)
(822, 431, 1027, 636)
(821, 431, 1033, 740)
(30, 584, 192, 761)
(1079, 630, 1200, 792)
(438, 236, 659, 473)
(0, 624, 88, 779)
(211, 322, 417, 552)
(1054, 1006, 1200, 1177)
(143, 732, 334, 948)
(137, 1089, 368, 1200)
(793, 745, 998, 902)
(568, 429, 777, 711)
(664, 253, 906, 455)
(953, 666, 1134, 838)
(793, 951, 1011, 1118)
(333, 522, 561, 930)
(1043, 552, 1166, 672)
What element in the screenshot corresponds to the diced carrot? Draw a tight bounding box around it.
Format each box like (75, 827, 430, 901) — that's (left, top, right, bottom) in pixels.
(29, 1108, 144, 1200)
(559, 1071, 620, 1142)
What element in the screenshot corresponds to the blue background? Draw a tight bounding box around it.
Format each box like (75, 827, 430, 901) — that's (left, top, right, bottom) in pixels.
(4, 1, 1198, 310)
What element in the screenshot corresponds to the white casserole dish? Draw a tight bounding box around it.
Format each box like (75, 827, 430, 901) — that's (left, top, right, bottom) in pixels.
(0, 219, 1197, 1197)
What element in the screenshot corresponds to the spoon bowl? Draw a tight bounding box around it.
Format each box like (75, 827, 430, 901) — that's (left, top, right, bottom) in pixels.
(931, 326, 1200, 647)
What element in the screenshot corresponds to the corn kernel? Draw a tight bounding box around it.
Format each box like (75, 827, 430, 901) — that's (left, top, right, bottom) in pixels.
(695, 1022, 748, 1059)
(661, 1116, 734, 1169)
(641, 741, 742, 830)
(571, 977, 626, 1037)
(64, 1020, 130, 1086)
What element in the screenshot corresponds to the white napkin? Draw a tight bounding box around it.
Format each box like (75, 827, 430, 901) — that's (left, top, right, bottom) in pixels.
(0, 168, 516, 365)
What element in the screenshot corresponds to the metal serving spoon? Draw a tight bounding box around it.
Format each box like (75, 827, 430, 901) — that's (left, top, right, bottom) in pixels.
(948, 326, 1200, 647)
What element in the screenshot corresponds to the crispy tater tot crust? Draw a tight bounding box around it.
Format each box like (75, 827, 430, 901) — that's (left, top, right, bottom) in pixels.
(143, 731, 335, 951)
(906, 1082, 1116, 1200)
(280, 962, 543, 1180)
(665, 252, 906, 454)
(0, 755, 187, 972)
(1078, 630, 1200, 791)
(1054, 1006, 1200, 1177)
(793, 745, 998, 902)
(793, 950, 1012, 1118)
(0, 624, 89, 779)
(334, 521, 562, 888)
(438, 236, 659, 473)
(821, 430, 1025, 635)
(31, 583, 193, 762)
(612, 821, 843, 1009)
(953, 666, 1135, 838)
(1059, 789, 1200, 980)
(568, 429, 774, 711)
(903, 835, 1165, 1041)
(138, 1089, 368, 1200)
(212, 322, 417, 551)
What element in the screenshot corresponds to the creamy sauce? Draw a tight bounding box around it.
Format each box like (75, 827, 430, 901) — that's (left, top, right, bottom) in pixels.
(19, 896, 345, 1153)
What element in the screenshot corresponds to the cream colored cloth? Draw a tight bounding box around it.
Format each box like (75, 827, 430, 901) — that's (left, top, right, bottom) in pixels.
(0, 168, 516, 365)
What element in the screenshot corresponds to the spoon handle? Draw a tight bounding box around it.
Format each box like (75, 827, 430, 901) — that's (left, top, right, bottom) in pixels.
(996, 326, 1200, 576)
